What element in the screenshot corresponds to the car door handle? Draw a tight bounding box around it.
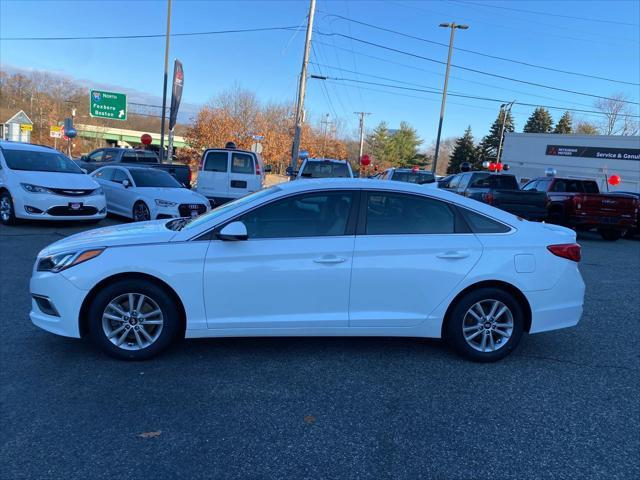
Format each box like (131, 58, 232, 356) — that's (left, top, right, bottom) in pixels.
(313, 255, 346, 264)
(437, 251, 470, 259)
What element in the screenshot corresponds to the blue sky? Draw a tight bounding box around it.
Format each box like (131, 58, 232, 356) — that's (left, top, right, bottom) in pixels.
(1, 0, 639, 146)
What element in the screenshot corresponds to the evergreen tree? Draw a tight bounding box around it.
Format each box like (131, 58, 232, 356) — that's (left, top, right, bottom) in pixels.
(478, 110, 514, 162)
(366, 121, 392, 165)
(523, 107, 554, 133)
(553, 111, 573, 134)
(389, 121, 422, 166)
(447, 126, 478, 174)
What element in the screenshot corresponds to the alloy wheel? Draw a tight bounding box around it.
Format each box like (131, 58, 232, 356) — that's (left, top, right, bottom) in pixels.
(101, 293, 164, 351)
(133, 203, 150, 222)
(462, 299, 514, 353)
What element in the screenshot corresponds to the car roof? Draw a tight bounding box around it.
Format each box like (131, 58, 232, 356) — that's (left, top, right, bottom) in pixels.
(204, 147, 256, 155)
(0, 141, 57, 153)
(305, 158, 348, 163)
(391, 168, 434, 173)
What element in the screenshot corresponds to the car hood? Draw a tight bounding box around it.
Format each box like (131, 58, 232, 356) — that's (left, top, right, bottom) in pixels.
(136, 187, 209, 203)
(39, 220, 177, 256)
(12, 170, 99, 189)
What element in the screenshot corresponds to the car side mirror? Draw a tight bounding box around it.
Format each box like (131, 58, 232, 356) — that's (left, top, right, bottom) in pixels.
(217, 221, 248, 241)
(122, 179, 131, 188)
(285, 166, 295, 176)
(264, 164, 272, 173)
(81, 155, 88, 161)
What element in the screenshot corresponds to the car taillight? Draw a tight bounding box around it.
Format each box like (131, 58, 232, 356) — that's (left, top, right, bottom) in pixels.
(188, 169, 192, 185)
(482, 192, 494, 204)
(255, 163, 261, 175)
(547, 243, 581, 262)
(573, 196, 582, 209)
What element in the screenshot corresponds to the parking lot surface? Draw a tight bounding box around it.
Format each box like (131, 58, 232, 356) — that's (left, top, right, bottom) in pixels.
(1, 219, 639, 479)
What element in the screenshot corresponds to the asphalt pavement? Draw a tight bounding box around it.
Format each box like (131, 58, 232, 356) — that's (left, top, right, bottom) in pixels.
(1, 219, 639, 479)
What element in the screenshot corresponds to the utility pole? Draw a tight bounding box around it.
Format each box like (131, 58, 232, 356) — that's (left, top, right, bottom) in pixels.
(496, 100, 515, 164)
(432, 22, 468, 174)
(320, 113, 332, 157)
(354, 111, 371, 160)
(159, 0, 172, 162)
(291, 0, 317, 170)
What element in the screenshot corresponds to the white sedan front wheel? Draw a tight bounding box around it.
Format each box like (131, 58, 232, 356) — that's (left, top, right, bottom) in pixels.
(88, 279, 180, 360)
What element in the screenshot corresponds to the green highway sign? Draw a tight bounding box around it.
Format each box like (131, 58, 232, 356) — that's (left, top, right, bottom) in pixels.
(90, 90, 127, 120)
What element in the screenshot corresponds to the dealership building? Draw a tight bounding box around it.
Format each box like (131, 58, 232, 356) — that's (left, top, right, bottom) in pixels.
(501, 133, 640, 193)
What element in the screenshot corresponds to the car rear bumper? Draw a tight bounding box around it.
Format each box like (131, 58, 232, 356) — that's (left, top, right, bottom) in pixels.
(568, 213, 636, 230)
(526, 263, 585, 334)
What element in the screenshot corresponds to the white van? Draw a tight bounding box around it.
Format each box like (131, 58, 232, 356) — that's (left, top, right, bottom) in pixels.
(194, 145, 267, 206)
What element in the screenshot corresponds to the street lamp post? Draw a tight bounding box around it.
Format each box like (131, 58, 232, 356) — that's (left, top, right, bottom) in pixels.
(431, 22, 468, 174)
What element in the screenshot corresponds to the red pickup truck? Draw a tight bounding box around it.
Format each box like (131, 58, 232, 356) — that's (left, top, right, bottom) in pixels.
(522, 177, 638, 241)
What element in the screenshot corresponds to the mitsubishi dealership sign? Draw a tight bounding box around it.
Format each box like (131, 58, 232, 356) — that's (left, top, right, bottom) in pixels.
(546, 144, 640, 160)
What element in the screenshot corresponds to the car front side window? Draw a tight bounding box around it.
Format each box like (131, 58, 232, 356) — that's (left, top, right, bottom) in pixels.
(238, 191, 355, 239)
(112, 169, 130, 184)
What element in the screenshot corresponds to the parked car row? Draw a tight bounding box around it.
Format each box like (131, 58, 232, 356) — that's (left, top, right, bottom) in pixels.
(437, 170, 639, 241)
(0, 141, 208, 226)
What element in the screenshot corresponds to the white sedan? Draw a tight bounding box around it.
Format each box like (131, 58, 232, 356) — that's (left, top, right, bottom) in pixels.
(29, 178, 585, 362)
(91, 165, 210, 221)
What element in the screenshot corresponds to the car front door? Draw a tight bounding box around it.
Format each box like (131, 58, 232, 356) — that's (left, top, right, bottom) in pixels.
(92, 167, 115, 211)
(349, 190, 483, 328)
(203, 190, 358, 329)
(110, 168, 135, 216)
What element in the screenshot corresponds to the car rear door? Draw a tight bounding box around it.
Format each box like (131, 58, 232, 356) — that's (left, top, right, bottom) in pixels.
(203, 190, 358, 329)
(349, 190, 483, 328)
(197, 151, 229, 201)
(229, 151, 259, 198)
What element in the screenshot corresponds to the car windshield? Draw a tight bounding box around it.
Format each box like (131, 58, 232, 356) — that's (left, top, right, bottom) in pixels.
(301, 161, 349, 178)
(392, 171, 435, 184)
(172, 186, 282, 231)
(130, 169, 182, 187)
(2, 148, 83, 174)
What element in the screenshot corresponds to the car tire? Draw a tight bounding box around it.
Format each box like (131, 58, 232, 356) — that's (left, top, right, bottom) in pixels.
(87, 279, 180, 360)
(598, 228, 621, 241)
(445, 287, 524, 362)
(0, 191, 18, 226)
(132, 201, 151, 222)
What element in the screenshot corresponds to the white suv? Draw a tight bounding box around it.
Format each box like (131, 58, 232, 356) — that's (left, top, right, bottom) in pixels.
(194, 145, 266, 206)
(0, 141, 106, 225)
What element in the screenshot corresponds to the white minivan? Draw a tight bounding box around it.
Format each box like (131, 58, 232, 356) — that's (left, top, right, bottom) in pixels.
(194, 144, 268, 206)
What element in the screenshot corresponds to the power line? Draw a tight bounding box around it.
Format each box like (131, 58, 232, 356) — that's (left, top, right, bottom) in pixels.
(451, 0, 640, 27)
(313, 74, 640, 118)
(319, 12, 639, 86)
(0, 26, 299, 41)
(314, 30, 640, 105)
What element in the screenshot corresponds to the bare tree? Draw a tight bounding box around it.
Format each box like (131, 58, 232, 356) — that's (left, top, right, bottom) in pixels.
(594, 93, 639, 136)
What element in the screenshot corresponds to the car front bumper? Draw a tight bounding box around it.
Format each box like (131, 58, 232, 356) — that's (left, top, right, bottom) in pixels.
(29, 270, 87, 338)
(14, 191, 107, 221)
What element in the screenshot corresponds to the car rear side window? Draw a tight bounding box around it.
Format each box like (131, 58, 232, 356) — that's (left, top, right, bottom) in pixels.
(459, 208, 511, 234)
(122, 151, 138, 163)
(204, 151, 228, 172)
(582, 181, 599, 194)
(231, 153, 255, 174)
(239, 191, 355, 238)
(365, 192, 455, 235)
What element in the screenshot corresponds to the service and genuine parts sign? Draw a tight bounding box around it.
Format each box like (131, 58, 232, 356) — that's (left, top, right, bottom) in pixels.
(546, 145, 640, 160)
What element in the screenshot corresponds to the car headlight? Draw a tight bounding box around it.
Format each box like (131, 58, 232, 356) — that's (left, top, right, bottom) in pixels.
(21, 183, 51, 194)
(37, 248, 105, 273)
(155, 199, 178, 207)
(91, 186, 104, 196)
